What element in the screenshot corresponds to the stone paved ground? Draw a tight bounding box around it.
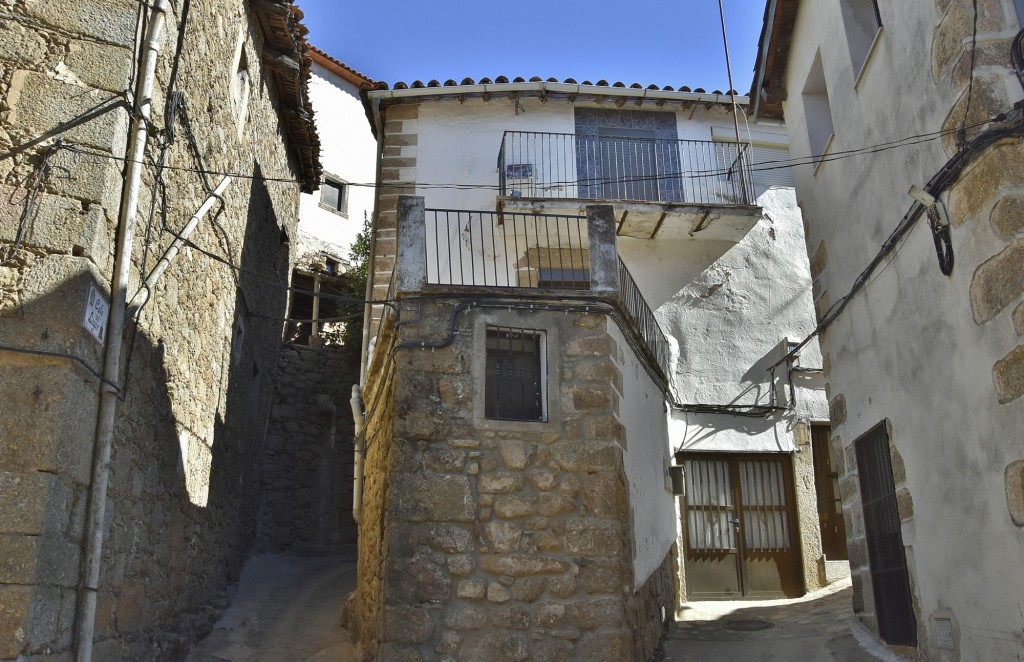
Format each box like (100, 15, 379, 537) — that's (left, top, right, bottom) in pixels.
(662, 578, 902, 661)
(184, 554, 358, 662)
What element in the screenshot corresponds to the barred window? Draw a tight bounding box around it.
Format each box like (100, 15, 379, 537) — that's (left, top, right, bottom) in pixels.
(485, 327, 545, 421)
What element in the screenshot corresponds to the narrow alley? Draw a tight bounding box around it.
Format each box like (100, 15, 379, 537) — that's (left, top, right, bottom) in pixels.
(664, 579, 895, 662)
(183, 555, 357, 662)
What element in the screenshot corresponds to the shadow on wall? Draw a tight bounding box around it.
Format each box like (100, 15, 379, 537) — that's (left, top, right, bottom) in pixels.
(0, 161, 293, 659)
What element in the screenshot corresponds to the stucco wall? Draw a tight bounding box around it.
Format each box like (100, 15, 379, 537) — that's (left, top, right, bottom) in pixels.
(780, 1, 1024, 657)
(0, 1, 303, 658)
(297, 62, 376, 260)
(661, 187, 828, 454)
(608, 321, 676, 590)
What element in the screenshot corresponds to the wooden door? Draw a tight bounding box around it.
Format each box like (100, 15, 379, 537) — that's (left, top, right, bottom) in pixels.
(855, 423, 917, 646)
(683, 457, 741, 599)
(682, 454, 802, 599)
(812, 425, 849, 560)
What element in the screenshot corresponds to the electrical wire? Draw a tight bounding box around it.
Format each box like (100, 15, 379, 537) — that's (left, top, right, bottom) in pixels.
(1012, 26, 1024, 91)
(1, 138, 61, 265)
(0, 343, 118, 391)
(770, 111, 1024, 373)
(958, 0, 980, 150)
(50, 116, 999, 191)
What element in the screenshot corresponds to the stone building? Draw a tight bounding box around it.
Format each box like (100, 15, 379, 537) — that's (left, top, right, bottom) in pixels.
(752, 0, 1024, 658)
(353, 76, 833, 660)
(0, 0, 318, 659)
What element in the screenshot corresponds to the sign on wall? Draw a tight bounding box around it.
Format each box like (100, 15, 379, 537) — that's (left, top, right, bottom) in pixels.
(83, 285, 109, 344)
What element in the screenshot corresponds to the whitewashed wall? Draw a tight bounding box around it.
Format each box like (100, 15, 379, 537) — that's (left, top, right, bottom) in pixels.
(407, 97, 825, 588)
(299, 62, 376, 260)
(781, 1, 1024, 658)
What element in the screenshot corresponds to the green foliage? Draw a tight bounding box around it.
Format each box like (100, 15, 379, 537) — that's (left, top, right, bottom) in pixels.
(338, 211, 371, 347)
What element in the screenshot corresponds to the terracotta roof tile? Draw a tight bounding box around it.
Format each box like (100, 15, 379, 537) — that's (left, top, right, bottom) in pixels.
(368, 76, 745, 108)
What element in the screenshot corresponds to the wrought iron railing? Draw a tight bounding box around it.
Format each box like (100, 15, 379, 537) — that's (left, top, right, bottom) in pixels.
(617, 258, 671, 374)
(498, 131, 755, 206)
(421, 208, 671, 379)
(425, 209, 591, 290)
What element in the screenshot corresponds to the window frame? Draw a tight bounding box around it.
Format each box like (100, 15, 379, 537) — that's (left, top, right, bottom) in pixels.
(471, 313, 561, 430)
(839, 0, 883, 81)
(319, 175, 349, 217)
(484, 326, 547, 422)
(801, 51, 835, 171)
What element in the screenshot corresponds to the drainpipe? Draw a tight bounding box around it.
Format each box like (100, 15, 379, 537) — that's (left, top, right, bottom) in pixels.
(126, 175, 232, 315)
(350, 384, 365, 523)
(76, 2, 169, 660)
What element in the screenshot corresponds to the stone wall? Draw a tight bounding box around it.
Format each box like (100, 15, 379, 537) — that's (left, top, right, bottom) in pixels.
(259, 344, 359, 555)
(0, 1, 307, 659)
(356, 300, 672, 661)
(355, 313, 399, 655)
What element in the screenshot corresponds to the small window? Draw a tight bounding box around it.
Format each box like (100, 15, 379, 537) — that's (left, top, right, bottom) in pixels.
(538, 268, 590, 290)
(840, 0, 882, 76)
(485, 327, 545, 421)
(802, 52, 834, 165)
(320, 178, 348, 216)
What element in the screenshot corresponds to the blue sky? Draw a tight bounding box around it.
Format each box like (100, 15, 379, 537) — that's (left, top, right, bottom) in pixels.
(295, 0, 767, 94)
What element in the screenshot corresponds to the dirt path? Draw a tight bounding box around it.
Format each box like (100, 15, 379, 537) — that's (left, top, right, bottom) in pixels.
(184, 554, 358, 662)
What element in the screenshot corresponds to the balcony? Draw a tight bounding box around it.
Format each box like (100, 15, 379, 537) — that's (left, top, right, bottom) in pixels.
(497, 131, 760, 242)
(393, 197, 671, 383)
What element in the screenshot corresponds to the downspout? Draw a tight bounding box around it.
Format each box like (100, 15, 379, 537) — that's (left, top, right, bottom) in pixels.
(76, 2, 169, 660)
(350, 384, 365, 523)
(126, 175, 232, 314)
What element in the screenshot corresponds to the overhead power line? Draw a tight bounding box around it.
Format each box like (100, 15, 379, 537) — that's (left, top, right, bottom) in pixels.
(28, 115, 998, 192)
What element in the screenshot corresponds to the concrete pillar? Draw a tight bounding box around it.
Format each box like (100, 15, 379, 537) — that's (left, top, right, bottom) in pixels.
(585, 205, 618, 294)
(396, 195, 426, 294)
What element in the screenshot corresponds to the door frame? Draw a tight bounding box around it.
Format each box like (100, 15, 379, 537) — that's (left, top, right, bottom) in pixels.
(680, 452, 803, 600)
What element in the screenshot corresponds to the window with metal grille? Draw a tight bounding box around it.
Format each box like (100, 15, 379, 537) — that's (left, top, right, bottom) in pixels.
(855, 422, 917, 647)
(485, 327, 545, 421)
(320, 177, 348, 216)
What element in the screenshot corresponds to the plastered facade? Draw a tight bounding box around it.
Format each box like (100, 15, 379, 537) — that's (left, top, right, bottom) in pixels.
(0, 1, 311, 659)
(358, 84, 830, 658)
(766, 0, 1024, 658)
(297, 60, 376, 262)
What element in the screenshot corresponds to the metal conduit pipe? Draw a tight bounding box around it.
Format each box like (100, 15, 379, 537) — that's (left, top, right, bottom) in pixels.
(127, 176, 232, 315)
(350, 385, 366, 524)
(350, 384, 365, 523)
(76, 2, 169, 660)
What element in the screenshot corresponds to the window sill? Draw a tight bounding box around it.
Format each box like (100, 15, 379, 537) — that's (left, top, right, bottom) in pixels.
(853, 27, 884, 92)
(318, 202, 349, 218)
(813, 133, 835, 176)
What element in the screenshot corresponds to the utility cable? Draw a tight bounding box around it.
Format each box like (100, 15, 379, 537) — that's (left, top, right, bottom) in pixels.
(769, 110, 1024, 373)
(0, 343, 117, 391)
(51, 116, 999, 190)
(958, 0, 980, 150)
(1, 138, 62, 266)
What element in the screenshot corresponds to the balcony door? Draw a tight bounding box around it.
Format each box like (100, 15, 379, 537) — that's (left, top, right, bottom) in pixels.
(598, 127, 660, 202)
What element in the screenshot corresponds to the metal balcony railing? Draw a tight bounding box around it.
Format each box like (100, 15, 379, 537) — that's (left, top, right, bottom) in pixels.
(425, 209, 591, 290)
(498, 131, 755, 206)
(617, 258, 671, 375)
(419, 207, 671, 379)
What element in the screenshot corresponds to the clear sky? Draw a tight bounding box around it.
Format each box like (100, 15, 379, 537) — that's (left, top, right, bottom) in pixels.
(294, 0, 767, 94)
